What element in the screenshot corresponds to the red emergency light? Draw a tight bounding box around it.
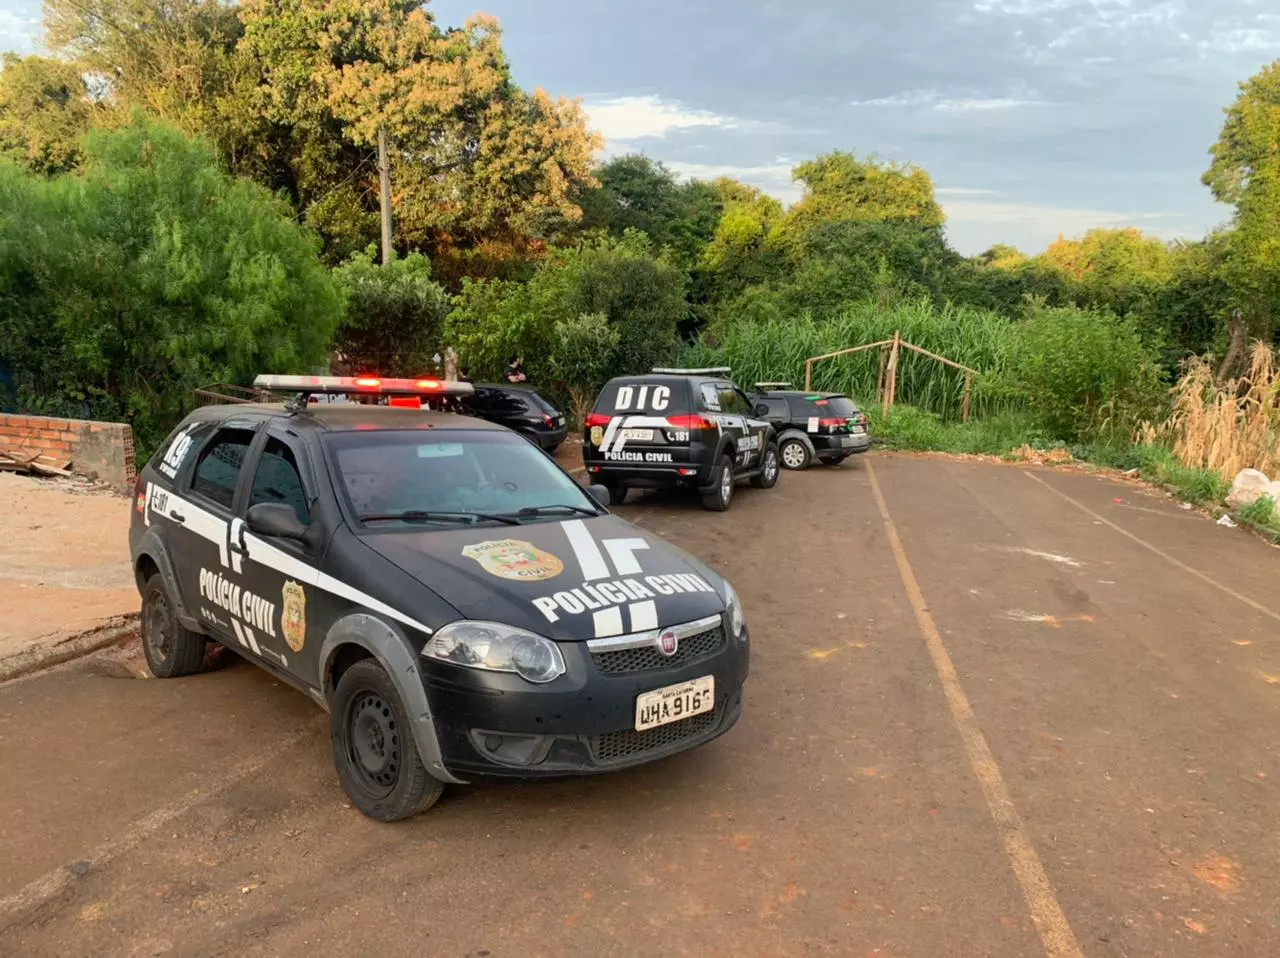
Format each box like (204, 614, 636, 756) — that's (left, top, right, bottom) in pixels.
(254, 374, 474, 398)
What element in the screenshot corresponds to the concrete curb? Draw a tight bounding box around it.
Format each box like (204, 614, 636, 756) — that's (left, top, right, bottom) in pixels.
(0, 615, 140, 684)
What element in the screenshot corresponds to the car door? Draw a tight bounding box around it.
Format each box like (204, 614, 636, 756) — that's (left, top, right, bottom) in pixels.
(713, 383, 755, 471)
(164, 420, 265, 642)
(236, 426, 326, 680)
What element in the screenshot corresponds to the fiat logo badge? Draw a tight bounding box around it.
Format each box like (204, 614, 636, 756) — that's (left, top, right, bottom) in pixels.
(657, 630, 678, 657)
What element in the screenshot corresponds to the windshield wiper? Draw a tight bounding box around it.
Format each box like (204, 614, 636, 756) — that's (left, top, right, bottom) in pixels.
(511, 504, 600, 518)
(358, 510, 521, 526)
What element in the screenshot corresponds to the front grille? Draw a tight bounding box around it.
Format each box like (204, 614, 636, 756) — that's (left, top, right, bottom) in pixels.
(589, 709, 718, 763)
(591, 626, 725, 675)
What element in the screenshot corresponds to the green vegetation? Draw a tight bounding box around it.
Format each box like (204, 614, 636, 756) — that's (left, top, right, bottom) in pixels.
(0, 1, 1277, 508)
(1236, 495, 1280, 542)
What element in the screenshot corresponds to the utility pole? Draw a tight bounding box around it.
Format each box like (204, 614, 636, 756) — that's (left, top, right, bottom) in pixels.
(378, 125, 393, 265)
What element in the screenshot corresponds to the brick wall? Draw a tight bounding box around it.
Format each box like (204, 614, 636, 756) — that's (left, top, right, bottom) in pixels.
(0, 414, 136, 490)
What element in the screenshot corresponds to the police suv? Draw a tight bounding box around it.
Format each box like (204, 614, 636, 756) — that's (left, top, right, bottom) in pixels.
(129, 376, 750, 821)
(582, 367, 780, 511)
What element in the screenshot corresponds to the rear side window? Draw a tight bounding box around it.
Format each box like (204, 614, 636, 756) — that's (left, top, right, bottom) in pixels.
(594, 380, 687, 415)
(191, 427, 256, 510)
(249, 437, 310, 525)
(717, 385, 750, 415)
(788, 395, 858, 419)
(756, 398, 788, 418)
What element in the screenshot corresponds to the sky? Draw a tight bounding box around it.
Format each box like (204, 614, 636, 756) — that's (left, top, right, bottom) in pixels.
(4, 0, 1278, 255)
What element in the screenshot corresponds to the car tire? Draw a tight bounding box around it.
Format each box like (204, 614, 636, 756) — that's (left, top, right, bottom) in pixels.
(751, 442, 781, 489)
(603, 481, 628, 505)
(701, 455, 735, 511)
(779, 437, 812, 471)
(140, 574, 207, 678)
(331, 659, 445, 822)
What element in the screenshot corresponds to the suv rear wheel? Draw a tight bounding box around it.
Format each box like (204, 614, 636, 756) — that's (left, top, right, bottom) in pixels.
(141, 574, 207, 678)
(331, 659, 444, 821)
(779, 437, 812, 471)
(751, 442, 780, 489)
(701, 455, 735, 511)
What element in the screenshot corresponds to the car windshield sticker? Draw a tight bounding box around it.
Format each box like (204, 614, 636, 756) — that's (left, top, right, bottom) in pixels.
(699, 384, 721, 411)
(613, 384, 670, 412)
(462, 539, 564, 581)
(807, 416, 819, 433)
(157, 423, 198, 479)
(417, 443, 464, 458)
(282, 580, 307, 652)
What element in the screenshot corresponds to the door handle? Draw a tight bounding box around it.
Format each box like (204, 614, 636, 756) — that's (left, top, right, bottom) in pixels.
(170, 511, 186, 524)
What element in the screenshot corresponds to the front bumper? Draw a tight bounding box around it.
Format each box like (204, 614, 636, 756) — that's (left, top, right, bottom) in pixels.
(422, 616, 750, 780)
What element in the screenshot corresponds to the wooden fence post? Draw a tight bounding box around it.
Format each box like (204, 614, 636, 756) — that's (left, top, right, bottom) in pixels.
(804, 359, 813, 392)
(876, 344, 888, 402)
(962, 372, 973, 423)
(883, 330, 901, 416)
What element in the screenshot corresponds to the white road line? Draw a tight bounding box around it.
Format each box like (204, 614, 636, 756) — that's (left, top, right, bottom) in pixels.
(0, 723, 320, 930)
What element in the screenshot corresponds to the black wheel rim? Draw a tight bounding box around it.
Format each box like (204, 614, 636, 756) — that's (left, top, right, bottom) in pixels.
(344, 691, 401, 797)
(144, 591, 172, 661)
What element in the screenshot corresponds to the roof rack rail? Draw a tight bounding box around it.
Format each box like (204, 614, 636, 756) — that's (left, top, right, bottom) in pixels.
(754, 381, 793, 389)
(649, 366, 731, 376)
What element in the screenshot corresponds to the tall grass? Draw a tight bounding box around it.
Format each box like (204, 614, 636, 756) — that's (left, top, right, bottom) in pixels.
(1144, 341, 1280, 480)
(680, 299, 1017, 420)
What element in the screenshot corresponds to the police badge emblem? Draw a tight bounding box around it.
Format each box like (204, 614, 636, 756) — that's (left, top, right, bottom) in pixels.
(281, 580, 307, 652)
(590, 425, 604, 446)
(462, 539, 564, 581)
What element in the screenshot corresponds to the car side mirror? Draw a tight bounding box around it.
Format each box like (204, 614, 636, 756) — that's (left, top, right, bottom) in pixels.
(754, 404, 769, 417)
(246, 502, 308, 541)
(586, 484, 612, 508)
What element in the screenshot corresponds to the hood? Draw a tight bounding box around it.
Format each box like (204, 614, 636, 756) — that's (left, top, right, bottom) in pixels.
(360, 513, 728, 641)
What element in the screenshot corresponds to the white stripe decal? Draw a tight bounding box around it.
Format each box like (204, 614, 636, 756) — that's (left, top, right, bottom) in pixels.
(156, 489, 436, 637)
(599, 416, 624, 454)
(603, 538, 649, 575)
(628, 600, 658, 632)
(592, 606, 624, 638)
(561, 519, 609, 581)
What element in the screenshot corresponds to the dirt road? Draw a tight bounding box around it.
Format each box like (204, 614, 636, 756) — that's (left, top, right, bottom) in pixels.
(3, 454, 1279, 957)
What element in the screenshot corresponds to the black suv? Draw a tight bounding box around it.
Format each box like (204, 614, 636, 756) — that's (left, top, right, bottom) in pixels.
(129, 375, 749, 821)
(424, 383, 567, 452)
(582, 367, 780, 511)
(748, 385, 871, 470)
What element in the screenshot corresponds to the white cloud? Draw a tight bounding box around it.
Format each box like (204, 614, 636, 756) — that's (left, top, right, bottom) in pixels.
(1199, 27, 1280, 53)
(936, 187, 1002, 196)
(942, 196, 1194, 252)
(662, 159, 804, 205)
(852, 89, 1047, 110)
(582, 95, 734, 142)
(0, 9, 40, 53)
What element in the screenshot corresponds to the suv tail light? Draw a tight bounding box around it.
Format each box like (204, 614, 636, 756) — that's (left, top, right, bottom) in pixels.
(819, 418, 849, 432)
(665, 414, 713, 430)
(134, 471, 147, 513)
(543, 413, 554, 427)
(585, 413, 611, 427)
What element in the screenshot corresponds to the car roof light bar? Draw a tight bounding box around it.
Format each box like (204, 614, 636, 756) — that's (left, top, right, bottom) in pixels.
(754, 381, 793, 388)
(253, 374, 475, 414)
(649, 366, 732, 376)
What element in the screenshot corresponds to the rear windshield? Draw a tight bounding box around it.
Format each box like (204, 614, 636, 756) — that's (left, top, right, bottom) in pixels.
(593, 380, 688, 416)
(520, 390, 557, 413)
(788, 395, 859, 418)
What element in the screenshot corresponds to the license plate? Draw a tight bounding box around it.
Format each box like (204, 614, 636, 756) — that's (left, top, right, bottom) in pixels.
(850, 425, 866, 434)
(635, 675, 715, 731)
(620, 428, 654, 441)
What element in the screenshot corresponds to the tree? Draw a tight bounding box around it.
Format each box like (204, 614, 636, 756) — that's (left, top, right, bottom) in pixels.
(699, 177, 785, 300)
(551, 312, 619, 426)
(0, 115, 341, 450)
(448, 230, 685, 385)
(771, 151, 944, 254)
(1203, 59, 1280, 346)
(579, 154, 723, 267)
(332, 248, 451, 375)
(973, 244, 1027, 270)
(0, 54, 98, 174)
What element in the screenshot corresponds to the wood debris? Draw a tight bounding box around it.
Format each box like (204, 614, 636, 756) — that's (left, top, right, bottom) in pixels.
(0, 446, 73, 477)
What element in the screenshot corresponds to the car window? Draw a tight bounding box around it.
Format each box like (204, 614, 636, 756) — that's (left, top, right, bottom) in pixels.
(249, 437, 310, 525)
(757, 398, 788, 418)
(717, 385, 749, 415)
(698, 383, 722, 412)
(190, 427, 256, 511)
(327, 430, 597, 526)
(490, 391, 528, 415)
(788, 395, 858, 418)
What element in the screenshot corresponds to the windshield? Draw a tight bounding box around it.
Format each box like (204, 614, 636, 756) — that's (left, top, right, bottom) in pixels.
(791, 395, 859, 418)
(325, 430, 598, 527)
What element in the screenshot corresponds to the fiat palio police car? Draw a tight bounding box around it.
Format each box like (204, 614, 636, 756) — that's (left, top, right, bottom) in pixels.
(129, 376, 750, 821)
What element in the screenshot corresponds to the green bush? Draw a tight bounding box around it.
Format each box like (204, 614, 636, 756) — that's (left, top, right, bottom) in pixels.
(332, 248, 451, 376)
(1237, 494, 1280, 542)
(1132, 444, 1229, 504)
(1004, 305, 1166, 441)
(866, 403, 1052, 456)
(0, 115, 341, 453)
(551, 312, 620, 426)
(447, 230, 685, 386)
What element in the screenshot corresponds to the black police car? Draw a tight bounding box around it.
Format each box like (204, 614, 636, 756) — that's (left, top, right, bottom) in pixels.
(129, 375, 750, 821)
(582, 367, 780, 511)
(423, 382, 567, 453)
(748, 384, 871, 470)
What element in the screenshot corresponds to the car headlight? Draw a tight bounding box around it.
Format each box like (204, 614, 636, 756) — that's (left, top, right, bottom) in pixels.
(723, 581, 746, 639)
(423, 621, 566, 684)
